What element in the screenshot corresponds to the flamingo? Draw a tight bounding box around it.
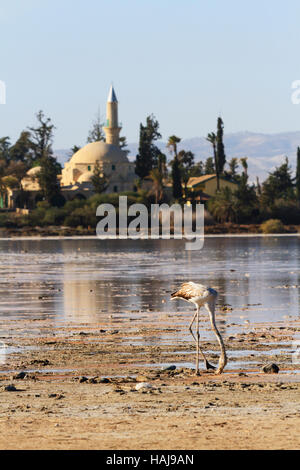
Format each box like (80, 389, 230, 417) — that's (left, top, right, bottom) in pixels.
(171, 282, 227, 375)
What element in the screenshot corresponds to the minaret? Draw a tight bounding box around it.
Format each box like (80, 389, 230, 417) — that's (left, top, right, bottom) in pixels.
(103, 85, 121, 146)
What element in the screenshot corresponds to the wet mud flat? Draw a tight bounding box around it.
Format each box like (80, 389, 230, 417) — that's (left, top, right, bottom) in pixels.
(0, 311, 299, 450)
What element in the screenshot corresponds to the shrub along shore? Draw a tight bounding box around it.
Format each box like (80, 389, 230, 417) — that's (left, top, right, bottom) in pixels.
(0, 221, 298, 238)
(0, 191, 299, 237)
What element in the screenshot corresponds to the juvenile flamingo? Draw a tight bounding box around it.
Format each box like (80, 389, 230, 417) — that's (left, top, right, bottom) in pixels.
(171, 282, 227, 375)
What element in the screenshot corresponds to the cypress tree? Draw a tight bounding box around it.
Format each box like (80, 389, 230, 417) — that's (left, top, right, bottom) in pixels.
(216, 117, 226, 173)
(135, 123, 152, 179)
(38, 154, 62, 205)
(29, 111, 62, 206)
(135, 115, 161, 179)
(296, 147, 300, 201)
(206, 132, 219, 191)
(171, 156, 183, 200)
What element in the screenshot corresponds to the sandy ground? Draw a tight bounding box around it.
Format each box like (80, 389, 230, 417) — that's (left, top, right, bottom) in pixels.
(0, 312, 299, 450)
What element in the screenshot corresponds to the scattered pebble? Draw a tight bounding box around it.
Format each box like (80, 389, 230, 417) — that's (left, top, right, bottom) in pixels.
(100, 378, 110, 384)
(31, 359, 50, 366)
(262, 363, 280, 374)
(161, 365, 176, 372)
(135, 382, 153, 391)
(136, 375, 152, 382)
(79, 376, 88, 383)
(13, 372, 27, 380)
(4, 384, 17, 392)
(88, 377, 98, 384)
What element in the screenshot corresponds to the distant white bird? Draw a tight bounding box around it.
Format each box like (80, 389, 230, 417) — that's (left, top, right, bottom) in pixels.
(171, 282, 227, 375)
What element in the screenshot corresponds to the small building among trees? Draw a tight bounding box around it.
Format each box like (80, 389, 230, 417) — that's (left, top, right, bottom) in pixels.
(186, 174, 238, 202)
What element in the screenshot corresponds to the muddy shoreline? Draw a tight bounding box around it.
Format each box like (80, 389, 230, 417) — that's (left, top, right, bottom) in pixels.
(0, 311, 299, 449)
(0, 223, 299, 238)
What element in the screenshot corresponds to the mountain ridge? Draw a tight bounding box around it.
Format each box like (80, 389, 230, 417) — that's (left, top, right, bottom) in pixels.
(54, 130, 300, 182)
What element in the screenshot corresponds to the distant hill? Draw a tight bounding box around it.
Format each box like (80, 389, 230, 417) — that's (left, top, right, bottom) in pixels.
(54, 130, 300, 182)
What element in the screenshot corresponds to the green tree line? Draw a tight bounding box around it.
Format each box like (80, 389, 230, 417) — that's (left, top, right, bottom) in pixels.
(2, 110, 300, 229)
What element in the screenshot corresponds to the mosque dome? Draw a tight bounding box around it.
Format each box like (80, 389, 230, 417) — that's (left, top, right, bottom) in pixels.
(77, 171, 93, 184)
(21, 165, 42, 191)
(70, 141, 128, 165)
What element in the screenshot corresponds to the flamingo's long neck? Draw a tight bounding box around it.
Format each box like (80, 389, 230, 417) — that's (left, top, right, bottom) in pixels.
(206, 302, 227, 373)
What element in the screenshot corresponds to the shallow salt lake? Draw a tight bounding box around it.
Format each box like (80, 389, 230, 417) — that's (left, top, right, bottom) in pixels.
(0, 235, 299, 376)
(0, 236, 299, 323)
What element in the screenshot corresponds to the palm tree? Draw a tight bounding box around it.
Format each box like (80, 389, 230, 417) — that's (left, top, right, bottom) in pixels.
(206, 132, 220, 191)
(167, 135, 181, 158)
(240, 157, 248, 176)
(167, 136, 183, 201)
(148, 168, 164, 203)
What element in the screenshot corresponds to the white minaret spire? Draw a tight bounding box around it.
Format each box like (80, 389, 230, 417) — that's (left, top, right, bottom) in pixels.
(107, 84, 118, 103)
(104, 84, 121, 146)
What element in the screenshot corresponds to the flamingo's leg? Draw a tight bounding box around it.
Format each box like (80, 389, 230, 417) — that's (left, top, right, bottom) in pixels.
(196, 307, 200, 375)
(189, 307, 216, 372)
(205, 302, 227, 375)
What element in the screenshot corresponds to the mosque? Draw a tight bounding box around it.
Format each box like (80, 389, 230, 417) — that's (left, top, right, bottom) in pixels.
(60, 85, 136, 196)
(7, 86, 136, 209)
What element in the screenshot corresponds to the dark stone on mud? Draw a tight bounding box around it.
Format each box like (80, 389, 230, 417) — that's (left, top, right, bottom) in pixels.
(26, 373, 37, 381)
(100, 378, 110, 383)
(13, 371, 27, 380)
(31, 359, 50, 366)
(48, 393, 65, 399)
(88, 377, 98, 384)
(79, 376, 88, 383)
(161, 365, 176, 372)
(262, 363, 280, 374)
(4, 384, 17, 392)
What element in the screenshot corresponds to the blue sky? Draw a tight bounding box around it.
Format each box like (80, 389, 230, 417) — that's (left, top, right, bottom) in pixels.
(1, 0, 300, 150)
